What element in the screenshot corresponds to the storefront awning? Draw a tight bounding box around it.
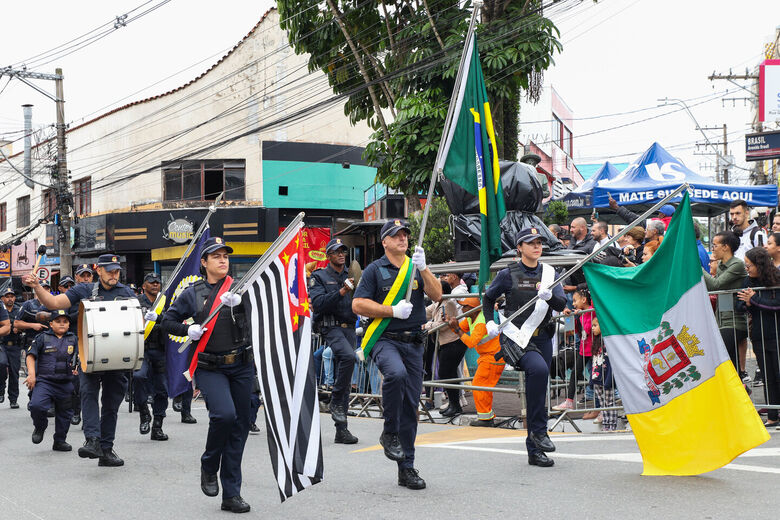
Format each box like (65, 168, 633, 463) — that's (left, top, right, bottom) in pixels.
(151, 241, 272, 262)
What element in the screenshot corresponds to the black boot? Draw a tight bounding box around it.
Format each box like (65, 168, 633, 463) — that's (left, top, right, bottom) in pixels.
(328, 401, 347, 425)
(221, 496, 251, 513)
(52, 440, 72, 452)
(439, 405, 462, 417)
(528, 451, 555, 467)
(201, 468, 219, 497)
(32, 428, 44, 444)
(70, 412, 81, 425)
(139, 405, 151, 435)
(172, 395, 182, 412)
(181, 412, 197, 424)
(398, 468, 426, 490)
(151, 417, 168, 441)
(379, 432, 405, 461)
(98, 448, 124, 467)
(334, 427, 358, 444)
(78, 437, 103, 459)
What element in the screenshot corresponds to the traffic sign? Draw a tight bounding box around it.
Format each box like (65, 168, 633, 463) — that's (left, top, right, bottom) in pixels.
(36, 267, 51, 283)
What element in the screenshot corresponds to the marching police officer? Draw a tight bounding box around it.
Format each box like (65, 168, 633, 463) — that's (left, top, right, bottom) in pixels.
(352, 219, 441, 490)
(0, 288, 18, 407)
(24, 310, 77, 451)
(161, 237, 253, 514)
(310, 238, 359, 444)
(482, 227, 566, 468)
(24, 253, 137, 468)
(57, 275, 82, 425)
(135, 272, 169, 441)
(74, 264, 94, 284)
(14, 282, 52, 388)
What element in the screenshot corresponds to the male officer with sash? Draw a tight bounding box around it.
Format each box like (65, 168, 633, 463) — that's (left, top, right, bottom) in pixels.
(309, 237, 359, 445)
(482, 227, 566, 468)
(24, 253, 137, 467)
(0, 288, 19, 407)
(353, 219, 442, 490)
(135, 272, 169, 441)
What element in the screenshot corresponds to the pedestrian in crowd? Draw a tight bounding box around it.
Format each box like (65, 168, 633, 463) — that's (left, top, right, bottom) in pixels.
(24, 310, 77, 451)
(24, 254, 138, 468)
(441, 271, 469, 297)
(554, 286, 594, 414)
(161, 237, 255, 513)
(730, 199, 767, 260)
(772, 213, 780, 233)
(422, 281, 451, 402)
(548, 224, 562, 240)
(352, 219, 441, 490)
(449, 297, 505, 427)
(737, 247, 780, 428)
(765, 232, 780, 269)
(309, 238, 360, 445)
(656, 205, 675, 229)
(695, 224, 710, 271)
(642, 237, 663, 263)
(591, 221, 610, 247)
(563, 218, 597, 293)
(135, 272, 169, 441)
(0, 288, 19, 408)
(589, 316, 616, 430)
(702, 231, 749, 378)
(426, 282, 466, 417)
(483, 227, 567, 468)
(644, 220, 665, 244)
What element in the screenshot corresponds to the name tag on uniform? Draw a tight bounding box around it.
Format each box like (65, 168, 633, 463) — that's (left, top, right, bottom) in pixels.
(325, 281, 337, 285)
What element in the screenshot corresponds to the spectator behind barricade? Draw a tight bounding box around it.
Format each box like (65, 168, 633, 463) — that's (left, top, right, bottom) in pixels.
(737, 247, 780, 428)
(645, 220, 665, 244)
(702, 231, 748, 376)
(554, 285, 594, 414)
(589, 316, 617, 430)
(563, 218, 597, 294)
(601, 227, 645, 267)
(657, 205, 675, 229)
(694, 223, 710, 271)
(461, 272, 477, 292)
(772, 213, 780, 233)
(641, 237, 663, 263)
(765, 232, 780, 269)
(591, 222, 610, 247)
(422, 281, 452, 390)
(548, 224, 562, 240)
(730, 199, 767, 260)
(442, 271, 469, 297)
(447, 297, 505, 427)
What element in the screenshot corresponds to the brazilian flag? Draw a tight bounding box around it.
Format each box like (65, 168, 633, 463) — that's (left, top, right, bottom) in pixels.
(436, 33, 506, 293)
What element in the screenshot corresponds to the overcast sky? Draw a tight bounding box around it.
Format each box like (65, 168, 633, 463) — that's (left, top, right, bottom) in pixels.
(0, 0, 777, 183)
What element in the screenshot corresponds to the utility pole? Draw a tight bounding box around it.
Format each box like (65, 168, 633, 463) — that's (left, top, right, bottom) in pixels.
(722, 124, 729, 184)
(695, 124, 730, 184)
(0, 66, 74, 274)
(54, 69, 72, 276)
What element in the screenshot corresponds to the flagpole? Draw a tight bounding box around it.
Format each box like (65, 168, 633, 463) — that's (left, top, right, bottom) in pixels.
(404, 1, 482, 300)
(177, 212, 306, 353)
(497, 182, 691, 331)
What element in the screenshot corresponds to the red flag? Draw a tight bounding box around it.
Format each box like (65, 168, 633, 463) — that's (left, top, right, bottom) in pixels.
(279, 232, 310, 332)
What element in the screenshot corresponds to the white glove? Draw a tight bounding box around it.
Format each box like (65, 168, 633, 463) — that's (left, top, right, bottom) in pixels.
(412, 246, 427, 271)
(391, 301, 413, 319)
(537, 287, 552, 302)
(355, 326, 364, 336)
(187, 324, 205, 341)
(354, 348, 365, 362)
(220, 292, 242, 307)
(144, 310, 158, 322)
(344, 278, 354, 290)
(486, 321, 500, 338)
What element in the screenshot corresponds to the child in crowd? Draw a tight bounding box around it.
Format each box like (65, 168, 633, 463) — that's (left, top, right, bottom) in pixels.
(590, 316, 617, 430)
(554, 285, 594, 414)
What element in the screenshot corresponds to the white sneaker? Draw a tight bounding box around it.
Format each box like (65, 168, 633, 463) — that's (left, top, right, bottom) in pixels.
(459, 395, 468, 408)
(593, 412, 603, 424)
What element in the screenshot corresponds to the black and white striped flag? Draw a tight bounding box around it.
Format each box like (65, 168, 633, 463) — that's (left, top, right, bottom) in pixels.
(246, 229, 323, 501)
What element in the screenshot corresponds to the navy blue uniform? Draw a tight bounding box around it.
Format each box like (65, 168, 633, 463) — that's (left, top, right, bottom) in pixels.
(0, 304, 18, 403)
(353, 255, 427, 470)
(309, 264, 357, 425)
(133, 293, 168, 419)
(162, 278, 253, 500)
(66, 281, 137, 452)
(27, 329, 77, 442)
(483, 261, 566, 456)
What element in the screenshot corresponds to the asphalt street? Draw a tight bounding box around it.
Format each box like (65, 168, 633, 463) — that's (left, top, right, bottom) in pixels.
(0, 389, 778, 520)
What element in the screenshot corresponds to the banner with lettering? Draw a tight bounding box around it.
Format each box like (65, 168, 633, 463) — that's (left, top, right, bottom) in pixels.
(280, 227, 331, 269)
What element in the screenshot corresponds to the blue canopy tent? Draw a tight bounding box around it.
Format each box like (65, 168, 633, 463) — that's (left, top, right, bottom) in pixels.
(591, 142, 778, 216)
(554, 161, 622, 213)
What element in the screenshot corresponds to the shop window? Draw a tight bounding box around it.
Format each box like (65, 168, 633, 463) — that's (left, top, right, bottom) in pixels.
(162, 159, 246, 201)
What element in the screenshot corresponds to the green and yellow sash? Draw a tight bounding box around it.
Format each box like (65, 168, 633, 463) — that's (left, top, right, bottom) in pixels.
(361, 256, 413, 357)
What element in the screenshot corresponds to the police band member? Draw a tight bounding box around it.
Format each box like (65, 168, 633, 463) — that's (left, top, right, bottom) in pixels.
(309, 238, 359, 445)
(161, 237, 253, 514)
(135, 272, 169, 441)
(58, 275, 82, 425)
(0, 288, 18, 407)
(482, 227, 566, 468)
(14, 281, 51, 389)
(75, 263, 94, 284)
(24, 310, 77, 451)
(352, 219, 442, 490)
(24, 254, 137, 467)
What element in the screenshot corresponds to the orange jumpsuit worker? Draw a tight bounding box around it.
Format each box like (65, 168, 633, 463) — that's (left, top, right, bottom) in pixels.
(447, 297, 505, 427)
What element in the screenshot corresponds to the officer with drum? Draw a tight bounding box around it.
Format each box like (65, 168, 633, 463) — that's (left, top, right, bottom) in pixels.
(135, 272, 169, 441)
(482, 227, 567, 468)
(161, 237, 254, 514)
(24, 253, 137, 468)
(352, 219, 441, 490)
(309, 237, 359, 444)
(24, 309, 77, 451)
(0, 288, 19, 407)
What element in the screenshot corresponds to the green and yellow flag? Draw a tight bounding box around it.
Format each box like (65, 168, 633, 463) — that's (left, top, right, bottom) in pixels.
(437, 33, 506, 292)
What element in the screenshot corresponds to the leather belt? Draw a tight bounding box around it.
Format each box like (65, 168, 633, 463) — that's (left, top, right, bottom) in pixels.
(381, 331, 427, 344)
(198, 346, 253, 367)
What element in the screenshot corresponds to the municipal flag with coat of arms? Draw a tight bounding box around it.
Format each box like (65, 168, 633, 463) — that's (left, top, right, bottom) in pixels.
(436, 31, 506, 292)
(583, 192, 768, 475)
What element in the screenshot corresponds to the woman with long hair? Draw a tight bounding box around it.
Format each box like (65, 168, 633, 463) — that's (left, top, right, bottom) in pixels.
(737, 247, 780, 428)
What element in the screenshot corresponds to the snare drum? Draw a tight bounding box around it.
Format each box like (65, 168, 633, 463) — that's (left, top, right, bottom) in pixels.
(78, 299, 145, 373)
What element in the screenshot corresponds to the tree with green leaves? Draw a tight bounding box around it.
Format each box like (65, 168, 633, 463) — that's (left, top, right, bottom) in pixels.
(543, 200, 568, 226)
(408, 197, 453, 264)
(277, 0, 562, 210)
